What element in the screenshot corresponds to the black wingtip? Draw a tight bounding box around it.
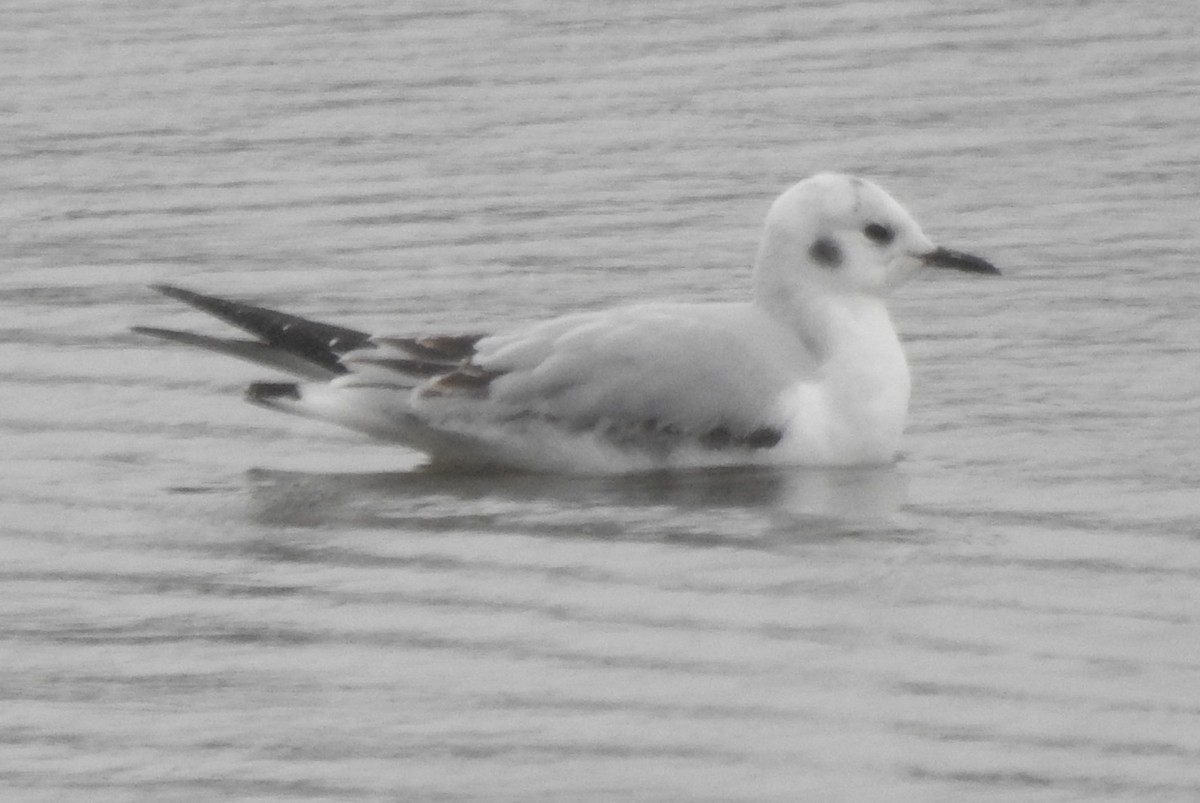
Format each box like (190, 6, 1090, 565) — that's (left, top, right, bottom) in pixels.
(149, 283, 200, 302)
(144, 283, 373, 375)
(131, 324, 194, 342)
(148, 283, 251, 318)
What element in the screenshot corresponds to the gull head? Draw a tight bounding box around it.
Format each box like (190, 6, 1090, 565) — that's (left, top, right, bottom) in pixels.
(752, 173, 997, 310)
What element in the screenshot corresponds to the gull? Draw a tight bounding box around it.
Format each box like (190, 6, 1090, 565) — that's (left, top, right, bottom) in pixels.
(134, 173, 998, 473)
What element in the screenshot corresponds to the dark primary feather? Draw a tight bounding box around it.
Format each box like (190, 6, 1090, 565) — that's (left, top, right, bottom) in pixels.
(346, 335, 492, 389)
(130, 326, 339, 381)
(146, 284, 373, 375)
(373, 334, 486, 362)
(136, 285, 496, 392)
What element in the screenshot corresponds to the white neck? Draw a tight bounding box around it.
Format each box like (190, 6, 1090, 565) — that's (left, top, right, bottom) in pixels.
(763, 290, 912, 463)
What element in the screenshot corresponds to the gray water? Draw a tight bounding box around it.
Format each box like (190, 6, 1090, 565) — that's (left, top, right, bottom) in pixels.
(5, 1, 1200, 800)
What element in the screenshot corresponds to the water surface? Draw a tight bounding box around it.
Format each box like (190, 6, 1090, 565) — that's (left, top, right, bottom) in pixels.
(4, 1, 1200, 800)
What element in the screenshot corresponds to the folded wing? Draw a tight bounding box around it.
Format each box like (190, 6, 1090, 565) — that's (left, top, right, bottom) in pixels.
(135, 287, 814, 465)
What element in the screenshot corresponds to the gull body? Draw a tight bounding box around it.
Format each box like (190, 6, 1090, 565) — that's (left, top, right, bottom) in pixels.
(135, 173, 997, 473)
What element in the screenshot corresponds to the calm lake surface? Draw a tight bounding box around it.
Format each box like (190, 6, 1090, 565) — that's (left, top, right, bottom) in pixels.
(4, 1, 1200, 800)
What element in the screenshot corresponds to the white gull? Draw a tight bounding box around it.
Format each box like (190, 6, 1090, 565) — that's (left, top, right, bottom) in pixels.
(134, 173, 998, 473)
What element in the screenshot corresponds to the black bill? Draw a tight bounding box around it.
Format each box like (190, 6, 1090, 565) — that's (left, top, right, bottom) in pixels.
(922, 246, 1000, 275)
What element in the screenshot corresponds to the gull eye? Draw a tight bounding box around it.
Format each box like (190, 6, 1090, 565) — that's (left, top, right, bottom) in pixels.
(863, 222, 895, 245)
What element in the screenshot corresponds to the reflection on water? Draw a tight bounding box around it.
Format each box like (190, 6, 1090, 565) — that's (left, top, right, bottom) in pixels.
(245, 463, 909, 539)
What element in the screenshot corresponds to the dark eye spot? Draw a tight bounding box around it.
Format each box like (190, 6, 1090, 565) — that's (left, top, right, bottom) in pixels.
(809, 237, 842, 268)
(864, 222, 895, 245)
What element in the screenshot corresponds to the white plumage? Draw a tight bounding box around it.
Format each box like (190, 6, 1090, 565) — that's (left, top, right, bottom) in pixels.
(135, 173, 998, 473)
